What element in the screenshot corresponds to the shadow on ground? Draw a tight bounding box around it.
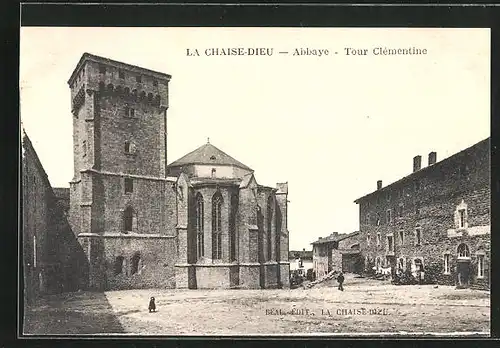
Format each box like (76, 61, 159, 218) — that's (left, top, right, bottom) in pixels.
(23, 291, 125, 335)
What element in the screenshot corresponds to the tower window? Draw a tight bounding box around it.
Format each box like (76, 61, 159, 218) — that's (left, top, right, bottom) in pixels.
(125, 178, 133, 193)
(124, 206, 136, 232)
(119, 70, 125, 79)
(131, 252, 141, 275)
(99, 65, 106, 74)
(136, 75, 142, 83)
(114, 256, 124, 275)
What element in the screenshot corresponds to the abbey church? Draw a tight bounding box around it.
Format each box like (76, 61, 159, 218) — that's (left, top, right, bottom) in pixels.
(65, 53, 290, 290)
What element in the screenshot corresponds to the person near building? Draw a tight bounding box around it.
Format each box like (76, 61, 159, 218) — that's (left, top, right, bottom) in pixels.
(337, 272, 345, 291)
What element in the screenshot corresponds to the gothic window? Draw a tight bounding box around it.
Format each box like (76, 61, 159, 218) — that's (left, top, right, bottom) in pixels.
(443, 254, 451, 274)
(477, 255, 485, 278)
(212, 192, 223, 260)
(376, 213, 381, 226)
(366, 234, 370, 246)
(386, 192, 391, 202)
(114, 256, 124, 275)
(123, 206, 136, 232)
(457, 243, 470, 259)
(267, 196, 274, 261)
(399, 230, 404, 245)
(376, 233, 381, 246)
(131, 252, 141, 275)
(82, 140, 87, 157)
(196, 193, 204, 258)
(365, 213, 370, 225)
(229, 194, 238, 262)
(124, 178, 133, 193)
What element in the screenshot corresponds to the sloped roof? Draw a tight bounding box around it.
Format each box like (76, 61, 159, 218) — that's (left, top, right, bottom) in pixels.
(311, 231, 360, 245)
(168, 143, 253, 171)
(289, 250, 313, 260)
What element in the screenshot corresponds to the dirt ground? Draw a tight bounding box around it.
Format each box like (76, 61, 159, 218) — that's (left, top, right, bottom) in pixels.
(23, 275, 490, 336)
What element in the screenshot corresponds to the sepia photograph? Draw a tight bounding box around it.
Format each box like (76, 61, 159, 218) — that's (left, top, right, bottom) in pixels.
(20, 27, 490, 337)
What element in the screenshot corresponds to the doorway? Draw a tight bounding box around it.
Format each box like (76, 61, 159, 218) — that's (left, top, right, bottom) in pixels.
(457, 260, 470, 287)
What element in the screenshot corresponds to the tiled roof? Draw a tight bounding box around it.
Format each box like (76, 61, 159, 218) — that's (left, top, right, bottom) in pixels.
(289, 250, 313, 259)
(311, 231, 359, 245)
(168, 143, 253, 171)
(354, 137, 490, 203)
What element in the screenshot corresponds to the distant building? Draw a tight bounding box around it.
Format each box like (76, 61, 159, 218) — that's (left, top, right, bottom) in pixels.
(311, 232, 361, 276)
(289, 249, 313, 273)
(354, 138, 490, 290)
(22, 131, 89, 304)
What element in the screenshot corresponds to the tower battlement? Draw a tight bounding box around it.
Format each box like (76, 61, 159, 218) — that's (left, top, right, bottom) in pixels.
(68, 53, 171, 116)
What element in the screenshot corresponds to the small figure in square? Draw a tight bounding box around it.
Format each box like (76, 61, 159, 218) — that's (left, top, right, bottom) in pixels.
(148, 297, 156, 312)
(337, 272, 345, 291)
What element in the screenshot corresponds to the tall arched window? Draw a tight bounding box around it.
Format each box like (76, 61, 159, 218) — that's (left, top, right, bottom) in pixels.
(131, 252, 141, 275)
(196, 193, 205, 258)
(229, 194, 238, 262)
(267, 196, 274, 261)
(457, 243, 470, 259)
(124, 206, 136, 232)
(212, 192, 223, 259)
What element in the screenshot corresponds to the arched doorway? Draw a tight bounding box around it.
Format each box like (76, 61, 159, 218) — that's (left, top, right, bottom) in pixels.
(457, 243, 471, 287)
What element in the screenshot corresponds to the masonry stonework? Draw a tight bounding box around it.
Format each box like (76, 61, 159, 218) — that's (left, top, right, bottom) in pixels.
(355, 138, 490, 290)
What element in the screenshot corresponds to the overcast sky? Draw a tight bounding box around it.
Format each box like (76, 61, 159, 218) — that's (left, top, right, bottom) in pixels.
(20, 27, 490, 251)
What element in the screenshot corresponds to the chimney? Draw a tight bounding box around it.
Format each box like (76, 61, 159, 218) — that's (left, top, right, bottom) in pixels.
(413, 155, 422, 172)
(303, 248, 305, 251)
(377, 180, 383, 190)
(428, 152, 437, 166)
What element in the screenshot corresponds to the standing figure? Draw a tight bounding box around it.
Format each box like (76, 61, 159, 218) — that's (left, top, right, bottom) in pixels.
(148, 297, 156, 312)
(337, 272, 345, 291)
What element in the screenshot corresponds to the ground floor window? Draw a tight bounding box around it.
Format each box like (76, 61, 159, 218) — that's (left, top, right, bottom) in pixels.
(477, 255, 485, 278)
(443, 254, 451, 274)
(114, 256, 125, 275)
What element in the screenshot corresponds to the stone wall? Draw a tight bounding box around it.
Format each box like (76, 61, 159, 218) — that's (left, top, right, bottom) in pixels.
(356, 139, 490, 289)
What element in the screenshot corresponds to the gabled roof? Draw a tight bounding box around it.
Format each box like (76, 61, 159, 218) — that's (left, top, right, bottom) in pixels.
(353, 137, 490, 203)
(168, 143, 253, 171)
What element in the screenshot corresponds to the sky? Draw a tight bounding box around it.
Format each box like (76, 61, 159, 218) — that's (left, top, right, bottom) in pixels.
(20, 27, 490, 251)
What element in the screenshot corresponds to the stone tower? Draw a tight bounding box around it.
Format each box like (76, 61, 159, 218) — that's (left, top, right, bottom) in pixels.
(67, 53, 176, 290)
